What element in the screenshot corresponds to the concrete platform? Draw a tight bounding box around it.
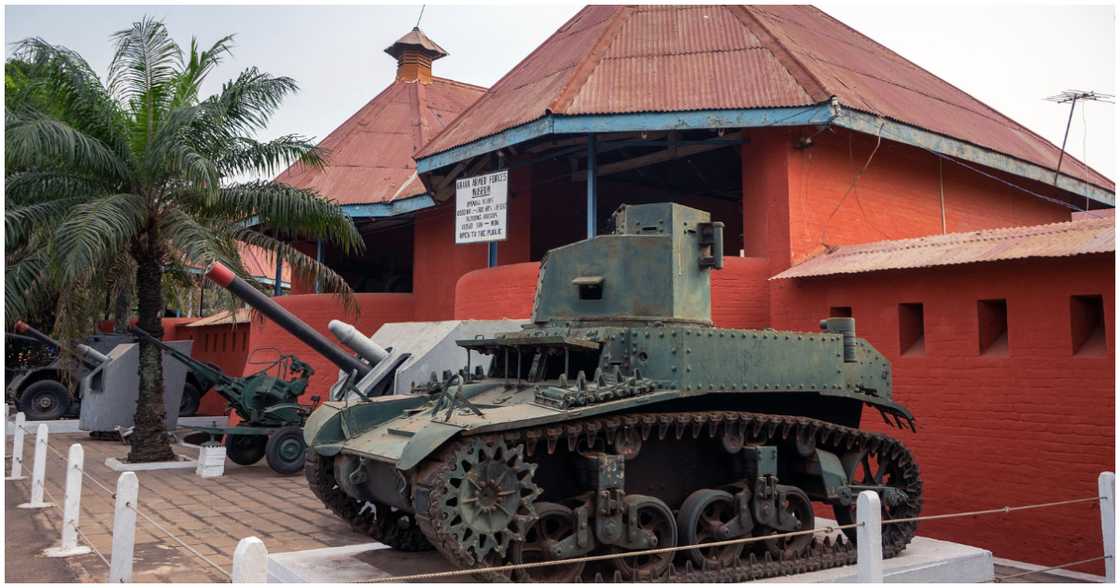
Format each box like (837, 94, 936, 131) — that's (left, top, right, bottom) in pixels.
(267, 527, 994, 583)
(5, 415, 224, 435)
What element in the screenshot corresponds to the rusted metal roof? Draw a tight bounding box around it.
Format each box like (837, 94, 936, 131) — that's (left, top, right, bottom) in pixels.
(277, 76, 484, 206)
(771, 216, 1115, 280)
(184, 309, 251, 328)
(237, 243, 291, 285)
(416, 5, 1111, 193)
(385, 27, 448, 60)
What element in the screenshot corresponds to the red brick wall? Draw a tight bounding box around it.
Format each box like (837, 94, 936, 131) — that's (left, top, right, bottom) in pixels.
(454, 262, 539, 320)
(771, 254, 1115, 573)
(412, 204, 487, 320)
(783, 127, 1072, 265)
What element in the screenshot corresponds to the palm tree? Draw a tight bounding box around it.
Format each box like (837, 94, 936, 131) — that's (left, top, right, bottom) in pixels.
(6, 18, 363, 462)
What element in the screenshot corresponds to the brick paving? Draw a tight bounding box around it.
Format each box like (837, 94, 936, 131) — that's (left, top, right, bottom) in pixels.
(5, 431, 370, 583)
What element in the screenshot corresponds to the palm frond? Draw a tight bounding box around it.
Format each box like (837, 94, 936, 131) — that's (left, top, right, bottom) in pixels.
(214, 181, 362, 252)
(5, 170, 105, 206)
(6, 196, 87, 250)
(54, 192, 147, 283)
(217, 135, 326, 178)
(5, 109, 130, 181)
(170, 34, 234, 109)
(107, 17, 182, 104)
(234, 228, 358, 315)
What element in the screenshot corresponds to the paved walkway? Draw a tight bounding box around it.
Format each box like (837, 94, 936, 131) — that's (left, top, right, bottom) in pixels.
(5, 431, 369, 582)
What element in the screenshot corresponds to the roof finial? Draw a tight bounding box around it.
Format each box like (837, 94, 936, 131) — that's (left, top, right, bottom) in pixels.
(385, 18, 447, 85)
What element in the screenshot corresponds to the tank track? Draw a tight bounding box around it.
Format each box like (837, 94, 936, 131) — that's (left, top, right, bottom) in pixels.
(305, 450, 433, 551)
(414, 411, 922, 582)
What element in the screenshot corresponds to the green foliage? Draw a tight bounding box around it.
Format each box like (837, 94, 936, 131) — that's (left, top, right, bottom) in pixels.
(5, 17, 362, 461)
(5, 17, 362, 332)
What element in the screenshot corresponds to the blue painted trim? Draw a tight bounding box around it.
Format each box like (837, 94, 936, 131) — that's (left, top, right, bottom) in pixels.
(833, 108, 1114, 207)
(341, 194, 436, 218)
(415, 105, 835, 174)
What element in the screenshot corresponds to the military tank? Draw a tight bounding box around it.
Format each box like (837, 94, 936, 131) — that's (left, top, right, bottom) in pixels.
(300, 202, 922, 582)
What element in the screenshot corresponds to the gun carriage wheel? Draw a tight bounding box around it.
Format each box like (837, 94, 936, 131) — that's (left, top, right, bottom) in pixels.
(226, 434, 266, 465)
(265, 426, 307, 475)
(19, 380, 71, 421)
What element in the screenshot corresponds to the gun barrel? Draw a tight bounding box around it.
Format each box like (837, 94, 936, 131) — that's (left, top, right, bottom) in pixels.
(205, 262, 371, 377)
(14, 320, 61, 349)
(328, 320, 389, 364)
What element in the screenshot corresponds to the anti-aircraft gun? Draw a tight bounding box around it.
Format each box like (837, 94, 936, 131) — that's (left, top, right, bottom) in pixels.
(129, 325, 317, 474)
(297, 202, 923, 581)
(6, 321, 113, 421)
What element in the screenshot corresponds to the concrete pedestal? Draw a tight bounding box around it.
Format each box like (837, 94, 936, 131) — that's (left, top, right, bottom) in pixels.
(267, 532, 994, 583)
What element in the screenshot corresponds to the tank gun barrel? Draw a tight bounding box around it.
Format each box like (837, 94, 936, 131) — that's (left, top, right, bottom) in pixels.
(328, 320, 388, 364)
(205, 262, 371, 377)
(14, 320, 108, 366)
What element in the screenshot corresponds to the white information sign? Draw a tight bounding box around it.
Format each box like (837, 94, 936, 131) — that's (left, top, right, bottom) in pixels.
(455, 170, 508, 244)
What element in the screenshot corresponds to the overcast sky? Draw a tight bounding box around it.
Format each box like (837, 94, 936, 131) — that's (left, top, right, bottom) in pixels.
(5, 3, 1115, 180)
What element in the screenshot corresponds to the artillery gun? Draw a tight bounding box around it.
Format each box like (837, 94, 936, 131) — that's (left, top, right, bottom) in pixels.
(129, 326, 318, 474)
(299, 202, 923, 581)
(6, 321, 113, 421)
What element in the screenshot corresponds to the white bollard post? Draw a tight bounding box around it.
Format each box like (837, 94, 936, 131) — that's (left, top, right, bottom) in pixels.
(45, 444, 92, 557)
(232, 536, 269, 582)
(1100, 471, 1115, 583)
(109, 472, 138, 583)
(7, 412, 26, 480)
(18, 423, 51, 509)
(856, 490, 884, 582)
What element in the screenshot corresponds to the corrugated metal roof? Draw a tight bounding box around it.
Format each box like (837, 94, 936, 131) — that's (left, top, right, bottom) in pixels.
(238, 243, 291, 285)
(385, 27, 449, 59)
(416, 5, 1112, 193)
(277, 76, 484, 206)
(185, 309, 251, 328)
(771, 216, 1114, 280)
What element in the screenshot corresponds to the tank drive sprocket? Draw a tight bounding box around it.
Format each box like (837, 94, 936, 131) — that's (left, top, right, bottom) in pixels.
(304, 450, 432, 551)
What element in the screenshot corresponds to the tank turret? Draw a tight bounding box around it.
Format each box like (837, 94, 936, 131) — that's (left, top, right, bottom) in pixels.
(300, 202, 923, 581)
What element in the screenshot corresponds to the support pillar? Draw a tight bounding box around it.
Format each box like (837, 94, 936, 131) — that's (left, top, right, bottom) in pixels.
(586, 134, 598, 238)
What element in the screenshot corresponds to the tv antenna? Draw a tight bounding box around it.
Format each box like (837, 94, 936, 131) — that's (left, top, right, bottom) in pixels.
(1044, 89, 1113, 184)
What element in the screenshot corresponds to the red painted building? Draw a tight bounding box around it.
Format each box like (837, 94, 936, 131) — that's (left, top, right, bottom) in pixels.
(204, 6, 1113, 571)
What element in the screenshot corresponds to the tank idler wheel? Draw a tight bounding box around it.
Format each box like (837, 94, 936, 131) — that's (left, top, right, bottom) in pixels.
(19, 380, 71, 421)
(609, 495, 677, 580)
(265, 427, 307, 475)
(510, 502, 587, 582)
(677, 488, 744, 568)
(226, 434, 267, 465)
(761, 486, 814, 560)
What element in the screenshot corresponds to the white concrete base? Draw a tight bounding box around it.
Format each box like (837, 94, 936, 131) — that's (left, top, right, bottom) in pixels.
(105, 455, 196, 471)
(269, 543, 392, 582)
(44, 545, 93, 558)
(993, 556, 1106, 583)
(267, 523, 994, 583)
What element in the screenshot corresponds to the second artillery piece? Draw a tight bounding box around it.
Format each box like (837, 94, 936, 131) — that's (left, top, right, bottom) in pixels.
(129, 326, 318, 474)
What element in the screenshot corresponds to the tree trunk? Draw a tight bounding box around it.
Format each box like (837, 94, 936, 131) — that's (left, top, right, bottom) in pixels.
(113, 289, 130, 333)
(127, 233, 176, 463)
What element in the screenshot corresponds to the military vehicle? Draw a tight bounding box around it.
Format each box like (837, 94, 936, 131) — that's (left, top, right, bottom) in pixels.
(274, 203, 925, 580)
(6, 322, 209, 420)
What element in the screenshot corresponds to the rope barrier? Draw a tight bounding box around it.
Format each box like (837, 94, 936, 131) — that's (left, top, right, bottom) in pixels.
(124, 502, 232, 581)
(883, 496, 1103, 525)
(362, 523, 862, 583)
(21, 424, 230, 581)
(361, 493, 1111, 583)
(992, 555, 1111, 582)
(40, 482, 111, 569)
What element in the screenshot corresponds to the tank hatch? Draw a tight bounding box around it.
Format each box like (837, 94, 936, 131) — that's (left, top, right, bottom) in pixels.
(531, 203, 724, 326)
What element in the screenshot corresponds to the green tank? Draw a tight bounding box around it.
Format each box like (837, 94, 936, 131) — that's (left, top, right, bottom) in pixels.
(302, 202, 922, 582)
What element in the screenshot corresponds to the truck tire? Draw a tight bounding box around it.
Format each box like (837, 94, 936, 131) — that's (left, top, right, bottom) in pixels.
(265, 427, 306, 475)
(18, 380, 71, 421)
(178, 382, 201, 417)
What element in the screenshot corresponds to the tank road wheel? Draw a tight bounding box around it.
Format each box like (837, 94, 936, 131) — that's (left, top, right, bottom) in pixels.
(433, 437, 541, 568)
(375, 506, 432, 552)
(19, 380, 71, 421)
(225, 434, 266, 465)
(677, 489, 744, 568)
(833, 442, 922, 551)
(265, 427, 307, 475)
(509, 502, 586, 582)
(761, 486, 814, 560)
(610, 495, 677, 580)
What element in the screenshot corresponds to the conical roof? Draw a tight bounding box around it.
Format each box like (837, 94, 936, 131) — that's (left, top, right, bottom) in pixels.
(277, 31, 483, 206)
(417, 5, 1111, 192)
(385, 27, 449, 61)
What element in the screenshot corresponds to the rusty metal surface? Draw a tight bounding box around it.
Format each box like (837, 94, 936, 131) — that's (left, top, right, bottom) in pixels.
(417, 5, 1111, 192)
(277, 77, 484, 205)
(772, 216, 1115, 280)
(183, 309, 251, 328)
